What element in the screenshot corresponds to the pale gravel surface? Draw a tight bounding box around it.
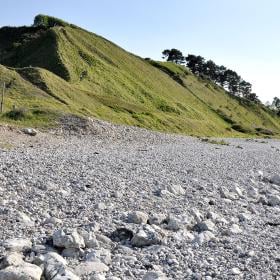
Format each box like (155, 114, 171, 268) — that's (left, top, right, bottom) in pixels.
(0, 118, 279, 279)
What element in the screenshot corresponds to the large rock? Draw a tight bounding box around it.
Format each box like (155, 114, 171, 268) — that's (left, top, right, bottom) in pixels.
(53, 229, 85, 249)
(42, 252, 79, 280)
(238, 212, 252, 222)
(194, 220, 216, 232)
(110, 228, 134, 242)
(62, 248, 83, 258)
(42, 252, 67, 266)
(267, 194, 280, 206)
(219, 187, 238, 200)
(74, 261, 109, 276)
(43, 217, 63, 226)
(247, 186, 259, 199)
(227, 224, 242, 235)
(232, 185, 243, 197)
(206, 211, 220, 221)
(45, 261, 80, 280)
(95, 202, 106, 210)
(190, 209, 204, 223)
(166, 184, 185, 195)
(143, 271, 167, 280)
(128, 211, 149, 224)
(270, 174, 280, 186)
(31, 245, 56, 256)
(230, 267, 242, 275)
(22, 128, 37, 136)
(16, 211, 34, 227)
(78, 229, 99, 249)
(163, 216, 182, 231)
(3, 238, 32, 252)
(95, 234, 114, 249)
(148, 214, 166, 225)
(193, 231, 216, 245)
(131, 225, 165, 247)
(85, 248, 111, 265)
(0, 252, 24, 269)
(0, 262, 42, 280)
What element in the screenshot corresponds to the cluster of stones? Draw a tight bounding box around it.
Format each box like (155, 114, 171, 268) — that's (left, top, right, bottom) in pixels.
(1, 122, 280, 279)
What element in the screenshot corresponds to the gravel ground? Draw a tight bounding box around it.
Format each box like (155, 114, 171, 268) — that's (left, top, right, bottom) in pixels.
(0, 119, 279, 280)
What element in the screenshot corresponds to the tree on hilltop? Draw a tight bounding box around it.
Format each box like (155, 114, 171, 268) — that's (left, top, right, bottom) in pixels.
(162, 49, 185, 64)
(33, 15, 69, 28)
(239, 80, 252, 98)
(160, 49, 263, 105)
(223, 69, 240, 95)
(204, 60, 219, 82)
(216, 65, 227, 87)
(272, 97, 280, 114)
(185, 54, 205, 75)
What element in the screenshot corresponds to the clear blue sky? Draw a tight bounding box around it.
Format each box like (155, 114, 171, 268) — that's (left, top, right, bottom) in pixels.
(1, 0, 279, 102)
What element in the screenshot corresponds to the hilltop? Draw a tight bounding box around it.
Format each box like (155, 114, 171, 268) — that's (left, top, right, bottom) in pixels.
(0, 15, 279, 136)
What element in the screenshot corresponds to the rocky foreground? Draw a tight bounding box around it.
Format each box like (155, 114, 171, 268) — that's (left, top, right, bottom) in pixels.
(0, 119, 279, 280)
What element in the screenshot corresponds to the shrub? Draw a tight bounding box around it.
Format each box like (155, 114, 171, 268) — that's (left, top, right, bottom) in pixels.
(33, 15, 70, 28)
(215, 109, 235, 124)
(157, 100, 180, 114)
(5, 108, 29, 120)
(200, 138, 229, 146)
(80, 70, 88, 81)
(149, 61, 184, 86)
(255, 127, 274, 135)
(231, 124, 252, 134)
(78, 50, 95, 66)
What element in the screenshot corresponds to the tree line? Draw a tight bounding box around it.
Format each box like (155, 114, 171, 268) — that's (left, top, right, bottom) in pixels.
(270, 97, 280, 116)
(162, 48, 260, 103)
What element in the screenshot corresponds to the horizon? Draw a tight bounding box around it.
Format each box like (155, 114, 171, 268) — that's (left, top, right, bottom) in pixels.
(1, 0, 279, 103)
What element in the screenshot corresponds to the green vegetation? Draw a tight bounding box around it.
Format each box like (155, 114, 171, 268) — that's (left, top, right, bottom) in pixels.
(0, 15, 279, 136)
(200, 138, 229, 146)
(270, 97, 280, 115)
(255, 127, 274, 136)
(231, 123, 253, 134)
(163, 49, 258, 102)
(33, 14, 72, 28)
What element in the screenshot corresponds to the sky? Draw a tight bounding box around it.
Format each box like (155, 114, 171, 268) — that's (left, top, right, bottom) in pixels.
(1, 0, 279, 102)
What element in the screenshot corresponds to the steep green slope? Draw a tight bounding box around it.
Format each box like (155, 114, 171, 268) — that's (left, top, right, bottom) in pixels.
(0, 15, 279, 136)
(0, 65, 63, 126)
(150, 61, 280, 135)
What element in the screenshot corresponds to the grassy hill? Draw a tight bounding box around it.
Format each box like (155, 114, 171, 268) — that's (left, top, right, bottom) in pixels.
(0, 15, 279, 136)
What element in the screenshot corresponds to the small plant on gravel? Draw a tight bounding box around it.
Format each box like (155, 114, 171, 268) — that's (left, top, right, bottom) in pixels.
(200, 138, 229, 146)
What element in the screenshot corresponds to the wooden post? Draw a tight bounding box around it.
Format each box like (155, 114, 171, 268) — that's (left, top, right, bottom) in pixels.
(0, 82, 5, 114)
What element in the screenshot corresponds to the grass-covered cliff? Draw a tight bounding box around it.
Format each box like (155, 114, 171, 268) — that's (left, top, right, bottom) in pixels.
(0, 15, 279, 136)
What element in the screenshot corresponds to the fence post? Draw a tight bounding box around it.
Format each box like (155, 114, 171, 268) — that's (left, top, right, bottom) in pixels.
(0, 82, 5, 114)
